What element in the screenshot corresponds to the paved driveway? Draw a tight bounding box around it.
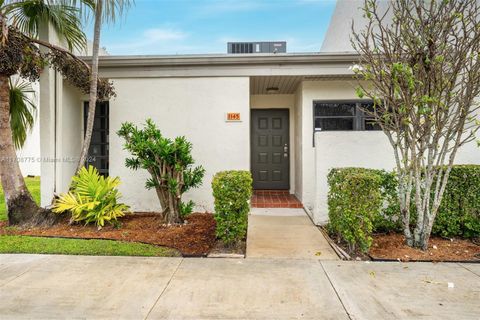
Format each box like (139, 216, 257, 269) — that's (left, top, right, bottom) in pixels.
(0, 254, 479, 319)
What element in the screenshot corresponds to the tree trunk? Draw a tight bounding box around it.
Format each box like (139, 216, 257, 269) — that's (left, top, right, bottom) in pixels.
(0, 75, 57, 226)
(75, 0, 103, 174)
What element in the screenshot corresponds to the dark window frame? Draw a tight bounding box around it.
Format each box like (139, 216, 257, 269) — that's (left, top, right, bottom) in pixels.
(312, 100, 381, 146)
(83, 101, 109, 176)
(313, 100, 380, 132)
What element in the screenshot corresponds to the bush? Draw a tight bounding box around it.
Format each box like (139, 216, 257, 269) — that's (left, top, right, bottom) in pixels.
(433, 165, 480, 238)
(212, 171, 252, 246)
(53, 166, 129, 228)
(327, 168, 382, 253)
(327, 165, 480, 245)
(117, 119, 205, 224)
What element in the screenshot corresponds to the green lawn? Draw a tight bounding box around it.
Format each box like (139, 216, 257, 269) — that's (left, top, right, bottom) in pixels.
(0, 176, 40, 222)
(0, 177, 179, 257)
(0, 235, 180, 256)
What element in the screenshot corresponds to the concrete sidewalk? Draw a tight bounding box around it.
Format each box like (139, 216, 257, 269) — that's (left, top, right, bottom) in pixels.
(0, 254, 479, 319)
(246, 208, 338, 259)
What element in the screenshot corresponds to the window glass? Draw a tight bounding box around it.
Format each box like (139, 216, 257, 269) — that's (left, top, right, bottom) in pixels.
(315, 118, 354, 131)
(313, 101, 381, 132)
(314, 102, 356, 117)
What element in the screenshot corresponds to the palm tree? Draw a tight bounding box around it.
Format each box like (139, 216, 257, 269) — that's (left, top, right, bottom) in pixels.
(9, 77, 36, 149)
(76, 0, 132, 174)
(0, 0, 113, 225)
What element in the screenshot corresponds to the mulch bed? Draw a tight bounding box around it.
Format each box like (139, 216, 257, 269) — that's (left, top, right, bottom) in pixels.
(0, 213, 216, 257)
(369, 233, 480, 262)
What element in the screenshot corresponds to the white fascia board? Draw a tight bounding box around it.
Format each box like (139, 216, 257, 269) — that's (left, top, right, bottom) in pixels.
(81, 53, 360, 78)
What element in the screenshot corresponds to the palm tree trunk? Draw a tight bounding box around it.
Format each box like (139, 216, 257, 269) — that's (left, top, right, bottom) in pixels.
(75, 0, 103, 174)
(0, 75, 55, 225)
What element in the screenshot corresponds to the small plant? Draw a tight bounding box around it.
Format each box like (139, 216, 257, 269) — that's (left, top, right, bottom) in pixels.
(53, 166, 129, 228)
(327, 168, 382, 253)
(179, 200, 195, 219)
(117, 119, 205, 224)
(212, 171, 252, 246)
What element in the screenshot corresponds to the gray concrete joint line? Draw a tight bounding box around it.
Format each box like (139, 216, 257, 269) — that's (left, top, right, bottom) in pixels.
(0, 255, 54, 288)
(144, 258, 184, 320)
(457, 262, 480, 277)
(318, 261, 353, 320)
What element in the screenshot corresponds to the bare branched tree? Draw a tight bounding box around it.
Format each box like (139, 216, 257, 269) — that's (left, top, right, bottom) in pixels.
(351, 0, 480, 250)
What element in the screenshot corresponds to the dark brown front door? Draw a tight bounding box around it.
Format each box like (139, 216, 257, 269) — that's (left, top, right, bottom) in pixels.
(251, 109, 290, 190)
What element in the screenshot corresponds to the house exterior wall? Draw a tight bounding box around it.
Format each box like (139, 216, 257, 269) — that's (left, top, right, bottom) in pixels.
(56, 84, 83, 193)
(15, 80, 40, 176)
(250, 94, 296, 194)
(297, 79, 364, 222)
(314, 131, 394, 223)
(294, 83, 304, 202)
(109, 77, 250, 212)
(313, 130, 480, 224)
(306, 80, 480, 224)
(39, 77, 84, 206)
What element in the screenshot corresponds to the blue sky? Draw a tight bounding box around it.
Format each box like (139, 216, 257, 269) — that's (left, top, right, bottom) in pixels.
(86, 0, 337, 55)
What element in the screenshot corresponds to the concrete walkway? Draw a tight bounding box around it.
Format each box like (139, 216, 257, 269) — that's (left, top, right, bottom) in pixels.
(0, 254, 479, 319)
(246, 208, 338, 259)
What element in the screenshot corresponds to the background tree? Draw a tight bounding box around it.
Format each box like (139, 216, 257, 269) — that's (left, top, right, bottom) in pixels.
(0, 0, 114, 226)
(76, 0, 132, 174)
(351, 0, 480, 249)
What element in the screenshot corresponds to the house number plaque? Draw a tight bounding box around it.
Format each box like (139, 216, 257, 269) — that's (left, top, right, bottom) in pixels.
(226, 113, 241, 121)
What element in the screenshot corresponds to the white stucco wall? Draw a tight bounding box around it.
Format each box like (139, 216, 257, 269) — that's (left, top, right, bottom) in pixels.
(313, 131, 480, 224)
(56, 83, 83, 193)
(15, 80, 41, 176)
(297, 79, 364, 220)
(250, 94, 296, 194)
(313, 131, 394, 223)
(294, 84, 304, 201)
(109, 77, 250, 212)
(39, 77, 84, 206)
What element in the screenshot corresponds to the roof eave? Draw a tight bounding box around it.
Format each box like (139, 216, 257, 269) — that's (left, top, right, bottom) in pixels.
(80, 52, 361, 68)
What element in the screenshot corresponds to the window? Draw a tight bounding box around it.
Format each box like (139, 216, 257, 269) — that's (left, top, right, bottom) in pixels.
(313, 101, 381, 131)
(84, 101, 109, 176)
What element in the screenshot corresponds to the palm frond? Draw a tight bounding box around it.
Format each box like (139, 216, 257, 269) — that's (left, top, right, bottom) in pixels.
(6, 0, 87, 51)
(9, 77, 36, 149)
(66, 0, 133, 25)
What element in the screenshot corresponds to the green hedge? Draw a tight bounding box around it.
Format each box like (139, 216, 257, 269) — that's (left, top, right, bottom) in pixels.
(433, 165, 480, 238)
(327, 168, 383, 253)
(212, 171, 253, 246)
(327, 165, 480, 252)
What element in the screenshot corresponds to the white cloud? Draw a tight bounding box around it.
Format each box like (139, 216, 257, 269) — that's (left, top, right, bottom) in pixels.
(106, 27, 188, 54)
(143, 28, 187, 41)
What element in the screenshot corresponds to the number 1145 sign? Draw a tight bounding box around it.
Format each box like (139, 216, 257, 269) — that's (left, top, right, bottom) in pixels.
(226, 113, 241, 122)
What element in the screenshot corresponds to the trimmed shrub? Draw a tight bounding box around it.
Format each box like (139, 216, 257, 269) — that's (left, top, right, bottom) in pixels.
(371, 169, 403, 233)
(327, 168, 383, 253)
(53, 166, 129, 228)
(212, 171, 253, 246)
(327, 165, 480, 245)
(433, 165, 480, 238)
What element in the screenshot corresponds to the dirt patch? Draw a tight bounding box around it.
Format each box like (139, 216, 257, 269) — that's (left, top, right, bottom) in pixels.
(369, 233, 480, 262)
(0, 213, 216, 257)
(209, 240, 246, 256)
